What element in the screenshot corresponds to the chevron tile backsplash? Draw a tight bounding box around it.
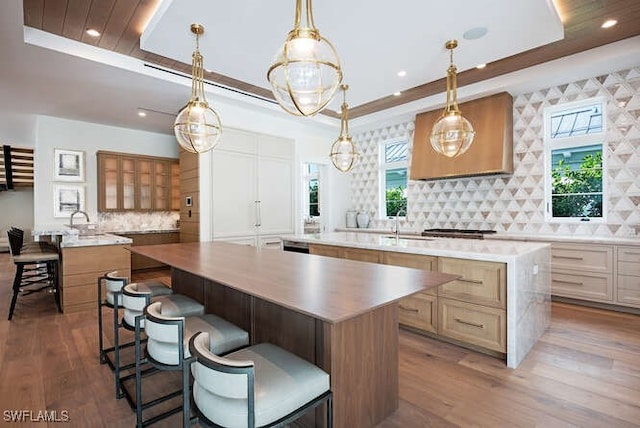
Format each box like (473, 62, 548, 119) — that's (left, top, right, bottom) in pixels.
(349, 66, 640, 238)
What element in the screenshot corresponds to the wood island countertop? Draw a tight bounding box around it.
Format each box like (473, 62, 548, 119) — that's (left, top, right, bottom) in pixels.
(131, 241, 458, 324)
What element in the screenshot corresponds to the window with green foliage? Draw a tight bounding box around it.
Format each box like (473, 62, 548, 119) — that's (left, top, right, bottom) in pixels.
(545, 98, 605, 221)
(304, 163, 320, 218)
(380, 140, 408, 218)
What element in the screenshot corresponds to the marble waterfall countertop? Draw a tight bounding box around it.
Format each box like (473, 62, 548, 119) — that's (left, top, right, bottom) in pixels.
(283, 231, 550, 262)
(32, 225, 132, 248)
(282, 231, 551, 369)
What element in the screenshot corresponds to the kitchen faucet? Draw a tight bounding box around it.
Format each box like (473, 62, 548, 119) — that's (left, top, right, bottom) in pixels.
(70, 210, 90, 226)
(393, 209, 406, 239)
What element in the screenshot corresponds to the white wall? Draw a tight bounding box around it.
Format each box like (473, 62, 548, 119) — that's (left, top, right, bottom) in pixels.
(0, 113, 38, 147)
(33, 115, 178, 227)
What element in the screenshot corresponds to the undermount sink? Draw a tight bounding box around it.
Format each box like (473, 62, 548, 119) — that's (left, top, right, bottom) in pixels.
(383, 235, 434, 241)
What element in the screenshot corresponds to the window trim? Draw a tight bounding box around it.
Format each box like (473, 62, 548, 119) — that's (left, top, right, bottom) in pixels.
(543, 97, 607, 223)
(302, 162, 321, 220)
(378, 138, 408, 219)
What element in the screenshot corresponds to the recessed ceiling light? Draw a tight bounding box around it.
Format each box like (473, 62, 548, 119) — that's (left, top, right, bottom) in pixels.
(393, 91, 401, 97)
(86, 28, 101, 37)
(397, 70, 407, 77)
(138, 111, 147, 117)
(601, 19, 617, 28)
(463, 27, 488, 40)
(476, 63, 487, 69)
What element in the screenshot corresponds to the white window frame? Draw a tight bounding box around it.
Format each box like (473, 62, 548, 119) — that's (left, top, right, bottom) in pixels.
(378, 138, 408, 219)
(543, 97, 607, 223)
(302, 162, 321, 221)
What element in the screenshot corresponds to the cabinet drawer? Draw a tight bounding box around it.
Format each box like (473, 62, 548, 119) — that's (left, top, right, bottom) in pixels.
(438, 258, 506, 309)
(437, 298, 506, 353)
(382, 252, 437, 296)
(309, 244, 342, 258)
(342, 248, 380, 263)
(551, 244, 612, 273)
(618, 247, 640, 277)
(617, 276, 640, 307)
(398, 293, 437, 333)
(551, 270, 613, 301)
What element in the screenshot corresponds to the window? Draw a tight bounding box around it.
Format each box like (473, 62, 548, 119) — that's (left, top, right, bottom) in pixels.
(544, 98, 605, 221)
(303, 163, 320, 218)
(380, 139, 408, 218)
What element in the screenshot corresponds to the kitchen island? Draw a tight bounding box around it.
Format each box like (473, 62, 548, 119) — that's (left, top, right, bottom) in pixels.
(282, 232, 551, 369)
(131, 241, 458, 428)
(32, 226, 132, 313)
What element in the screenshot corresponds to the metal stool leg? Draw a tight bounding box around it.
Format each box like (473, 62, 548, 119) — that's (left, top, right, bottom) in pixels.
(8, 264, 24, 320)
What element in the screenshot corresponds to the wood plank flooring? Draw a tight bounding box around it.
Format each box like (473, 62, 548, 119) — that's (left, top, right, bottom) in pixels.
(1, 252, 639, 427)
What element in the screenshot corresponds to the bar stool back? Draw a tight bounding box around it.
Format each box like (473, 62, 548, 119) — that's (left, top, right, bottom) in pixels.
(135, 301, 249, 427)
(188, 331, 332, 428)
(6, 230, 61, 320)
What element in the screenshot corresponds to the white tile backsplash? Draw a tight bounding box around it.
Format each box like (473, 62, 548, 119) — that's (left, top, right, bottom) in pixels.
(349, 66, 640, 239)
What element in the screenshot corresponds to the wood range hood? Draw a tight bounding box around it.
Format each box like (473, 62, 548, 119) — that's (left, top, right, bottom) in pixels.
(410, 92, 514, 180)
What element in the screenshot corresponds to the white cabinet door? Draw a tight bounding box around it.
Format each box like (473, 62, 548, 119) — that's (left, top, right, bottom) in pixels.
(258, 156, 294, 235)
(212, 150, 257, 238)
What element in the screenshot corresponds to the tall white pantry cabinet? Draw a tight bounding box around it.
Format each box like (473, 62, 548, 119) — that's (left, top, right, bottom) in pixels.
(208, 128, 294, 247)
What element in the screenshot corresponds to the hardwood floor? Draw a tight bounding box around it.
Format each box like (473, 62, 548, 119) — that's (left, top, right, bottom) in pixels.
(1, 252, 639, 427)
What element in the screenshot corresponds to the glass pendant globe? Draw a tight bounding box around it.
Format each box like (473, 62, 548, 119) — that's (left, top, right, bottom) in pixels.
(174, 100, 222, 154)
(268, 32, 342, 116)
(330, 136, 358, 173)
(430, 112, 475, 158)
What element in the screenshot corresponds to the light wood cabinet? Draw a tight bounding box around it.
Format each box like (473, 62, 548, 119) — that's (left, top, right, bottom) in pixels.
(411, 92, 513, 180)
(381, 252, 438, 332)
(438, 298, 506, 353)
(61, 244, 131, 313)
(309, 244, 343, 258)
(342, 247, 380, 263)
(120, 232, 180, 271)
(617, 247, 640, 307)
(438, 258, 507, 309)
(551, 243, 613, 303)
(398, 293, 437, 333)
(97, 151, 179, 212)
(436, 257, 507, 353)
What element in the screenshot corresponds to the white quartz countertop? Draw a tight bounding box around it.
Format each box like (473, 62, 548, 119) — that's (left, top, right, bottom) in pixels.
(335, 227, 640, 247)
(60, 233, 132, 248)
(282, 232, 549, 263)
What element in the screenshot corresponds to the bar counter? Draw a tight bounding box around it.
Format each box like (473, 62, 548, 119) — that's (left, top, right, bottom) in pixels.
(131, 241, 458, 428)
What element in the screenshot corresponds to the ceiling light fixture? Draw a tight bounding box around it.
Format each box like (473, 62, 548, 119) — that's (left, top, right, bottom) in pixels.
(397, 70, 407, 77)
(430, 40, 475, 158)
(330, 84, 358, 173)
(173, 24, 222, 154)
(476, 63, 487, 69)
(601, 19, 617, 28)
(137, 110, 147, 117)
(393, 91, 402, 96)
(86, 28, 101, 37)
(267, 0, 342, 116)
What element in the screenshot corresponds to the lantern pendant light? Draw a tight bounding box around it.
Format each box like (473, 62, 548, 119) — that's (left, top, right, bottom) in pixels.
(430, 40, 475, 158)
(267, 0, 343, 117)
(330, 84, 359, 172)
(173, 24, 222, 154)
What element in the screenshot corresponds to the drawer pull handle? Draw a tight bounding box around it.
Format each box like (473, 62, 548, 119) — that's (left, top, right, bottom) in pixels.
(553, 255, 584, 261)
(454, 318, 484, 329)
(399, 305, 419, 313)
(458, 278, 483, 285)
(554, 279, 584, 286)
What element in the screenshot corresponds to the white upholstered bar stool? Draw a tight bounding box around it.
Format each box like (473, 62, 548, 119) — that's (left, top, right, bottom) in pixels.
(188, 331, 332, 428)
(135, 301, 249, 427)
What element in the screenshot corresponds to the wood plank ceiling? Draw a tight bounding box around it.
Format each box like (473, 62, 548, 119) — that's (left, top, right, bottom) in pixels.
(22, 0, 640, 119)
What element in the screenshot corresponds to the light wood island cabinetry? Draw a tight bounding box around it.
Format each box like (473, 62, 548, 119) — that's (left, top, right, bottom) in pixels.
(438, 258, 507, 353)
(381, 252, 438, 333)
(310, 244, 508, 354)
(61, 244, 131, 313)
